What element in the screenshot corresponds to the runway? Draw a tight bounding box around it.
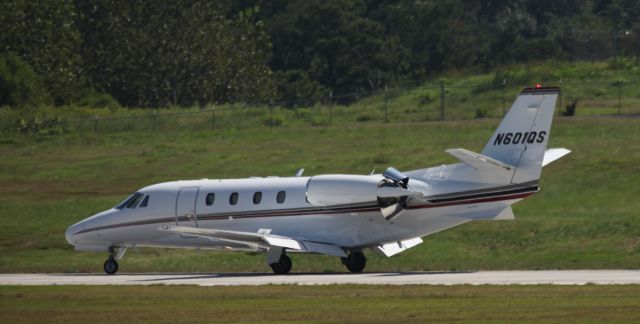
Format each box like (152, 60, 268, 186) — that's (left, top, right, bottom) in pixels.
(1, 270, 639, 286)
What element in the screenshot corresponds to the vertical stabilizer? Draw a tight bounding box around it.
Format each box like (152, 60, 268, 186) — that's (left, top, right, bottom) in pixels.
(481, 87, 559, 184)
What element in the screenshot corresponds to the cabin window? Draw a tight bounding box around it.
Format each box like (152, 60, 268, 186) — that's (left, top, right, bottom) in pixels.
(276, 191, 286, 204)
(126, 193, 144, 209)
(229, 192, 239, 205)
(205, 193, 215, 206)
(253, 192, 262, 204)
(139, 195, 149, 208)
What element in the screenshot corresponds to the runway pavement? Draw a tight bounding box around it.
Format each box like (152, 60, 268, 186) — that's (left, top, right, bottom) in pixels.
(1, 270, 639, 286)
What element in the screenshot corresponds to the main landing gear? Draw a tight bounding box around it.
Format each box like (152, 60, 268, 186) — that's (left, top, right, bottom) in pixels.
(103, 246, 127, 275)
(266, 248, 366, 274)
(267, 246, 292, 274)
(342, 251, 367, 273)
(270, 253, 292, 275)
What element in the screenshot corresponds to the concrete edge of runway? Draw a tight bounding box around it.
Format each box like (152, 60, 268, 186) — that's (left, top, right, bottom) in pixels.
(1, 270, 639, 286)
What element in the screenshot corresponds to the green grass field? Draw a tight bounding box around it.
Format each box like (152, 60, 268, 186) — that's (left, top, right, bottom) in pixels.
(2, 285, 639, 322)
(1, 60, 640, 135)
(0, 116, 638, 273)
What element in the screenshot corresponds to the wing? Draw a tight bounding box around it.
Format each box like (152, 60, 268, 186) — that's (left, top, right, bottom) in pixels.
(159, 226, 347, 257)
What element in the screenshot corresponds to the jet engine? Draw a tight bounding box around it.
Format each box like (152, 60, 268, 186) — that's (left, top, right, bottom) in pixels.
(305, 168, 428, 221)
(306, 174, 389, 206)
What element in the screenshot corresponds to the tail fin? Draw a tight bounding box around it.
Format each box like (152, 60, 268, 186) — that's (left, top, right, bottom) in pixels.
(481, 87, 559, 184)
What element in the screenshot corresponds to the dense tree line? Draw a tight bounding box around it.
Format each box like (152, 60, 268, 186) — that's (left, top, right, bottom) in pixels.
(1, 0, 639, 108)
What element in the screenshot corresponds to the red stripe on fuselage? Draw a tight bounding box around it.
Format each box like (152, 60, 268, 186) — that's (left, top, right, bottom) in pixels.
(73, 192, 535, 235)
(409, 192, 534, 210)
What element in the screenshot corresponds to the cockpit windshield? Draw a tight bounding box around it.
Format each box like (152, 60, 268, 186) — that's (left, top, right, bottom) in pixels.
(115, 192, 143, 210)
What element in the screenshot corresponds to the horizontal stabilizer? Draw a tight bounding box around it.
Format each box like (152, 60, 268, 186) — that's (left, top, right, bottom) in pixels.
(376, 237, 423, 257)
(542, 148, 571, 167)
(446, 148, 515, 173)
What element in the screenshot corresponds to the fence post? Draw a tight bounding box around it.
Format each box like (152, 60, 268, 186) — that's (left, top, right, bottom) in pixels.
(439, 81, 445, 121)
(501, 78, 506, 116)
(558, 80, 563, 116)
(93, 115, 98, 133)
(328, 91, 333, 126)
(384, 86, 389, 124)
(269, 100, 274, 127)
(617, 80, 622, 115)
(211, 107, 216, 129)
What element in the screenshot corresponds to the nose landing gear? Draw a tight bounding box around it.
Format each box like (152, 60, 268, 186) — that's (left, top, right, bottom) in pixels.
(104, 256, 118, 275)
(103, 246, 127, 275)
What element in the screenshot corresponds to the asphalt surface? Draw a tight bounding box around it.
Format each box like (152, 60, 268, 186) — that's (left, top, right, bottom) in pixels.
(1, 270, 639, 286)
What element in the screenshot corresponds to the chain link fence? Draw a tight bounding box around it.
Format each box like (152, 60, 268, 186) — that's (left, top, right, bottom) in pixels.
(2, 80, 639, 135)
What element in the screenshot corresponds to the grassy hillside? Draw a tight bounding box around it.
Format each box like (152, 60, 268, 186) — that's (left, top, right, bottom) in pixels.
(1, 60, 639, 135)
(0, 116, 638, 273)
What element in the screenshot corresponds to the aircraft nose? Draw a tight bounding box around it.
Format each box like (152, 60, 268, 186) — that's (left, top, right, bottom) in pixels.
(65, 223, 80, 246)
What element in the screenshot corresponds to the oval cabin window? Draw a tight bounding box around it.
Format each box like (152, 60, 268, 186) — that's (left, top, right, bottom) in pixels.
(253, 192, 262, 204)
(205, 193, 215, 206)
(229, 192, 239, 205)
(276, 191, 286, 204)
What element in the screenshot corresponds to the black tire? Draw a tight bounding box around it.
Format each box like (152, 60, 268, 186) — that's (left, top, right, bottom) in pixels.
(104, 257, 118, 275)
(270, 254, 292, 274)
(345, 252, 366, 273)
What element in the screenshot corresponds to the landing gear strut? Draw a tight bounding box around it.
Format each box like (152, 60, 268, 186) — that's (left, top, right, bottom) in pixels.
(342, 251, 366, 273)
(269, 253, 292, 275)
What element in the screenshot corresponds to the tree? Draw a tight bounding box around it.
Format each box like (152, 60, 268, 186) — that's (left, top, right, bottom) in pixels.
(0, 52, 52, 107)
(0, 0, 85, 105)
(372, 0, 482, 79)
(267, 0, 410, 100)
(77, 0, 274, 107)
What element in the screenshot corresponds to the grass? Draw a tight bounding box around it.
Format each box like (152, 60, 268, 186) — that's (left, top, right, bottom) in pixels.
(1, 59, 640, 135)
(1, 285, 639, 322)
(0, 116, 639, 273)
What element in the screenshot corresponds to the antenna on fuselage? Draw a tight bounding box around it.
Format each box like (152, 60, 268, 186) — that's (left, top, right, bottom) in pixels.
(295, 168, 305, 177)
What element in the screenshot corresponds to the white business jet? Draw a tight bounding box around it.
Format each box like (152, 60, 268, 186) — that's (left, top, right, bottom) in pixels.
(66, 86, 570, 275)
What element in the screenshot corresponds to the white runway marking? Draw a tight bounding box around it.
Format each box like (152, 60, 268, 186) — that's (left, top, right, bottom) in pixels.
(1, 270, 639, 286)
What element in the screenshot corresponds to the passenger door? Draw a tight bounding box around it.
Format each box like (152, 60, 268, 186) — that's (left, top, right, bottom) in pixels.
(175, 187, 199, 237)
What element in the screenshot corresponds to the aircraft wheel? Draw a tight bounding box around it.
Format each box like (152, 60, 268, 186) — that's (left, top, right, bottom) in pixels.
(103, 256, 119, 275)
(345, 251, 366, 273)
(270, 253, 292, 275)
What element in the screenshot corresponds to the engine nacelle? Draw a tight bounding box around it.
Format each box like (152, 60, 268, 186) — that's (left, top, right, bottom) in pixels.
(306, 174, 418, 207)
(306, 174, 383, 206)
